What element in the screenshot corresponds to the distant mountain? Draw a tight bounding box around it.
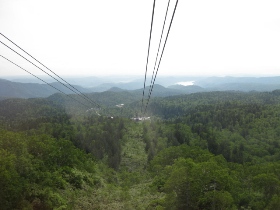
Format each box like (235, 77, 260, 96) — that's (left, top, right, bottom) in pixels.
(195, 76, 280, 87)
(89, 81, 144, 92)
(6, 75, 146, 88)
(108, 87, 126, 92)
(0, 77, 201, 100)
(0, 79, 49, 98)
(7, 76, 107, 87)
(0, 79, 91, 99)
(129, 84, 193, 98)
(3, 75, 280, 100)
(88, 76, 280, 93)
(208, 83, 280, 92)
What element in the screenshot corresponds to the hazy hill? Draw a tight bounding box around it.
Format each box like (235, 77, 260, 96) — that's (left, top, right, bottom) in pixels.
(0, 79, 91, 99)
(0, 79, 51, 98)
(8, 75, 107, 87)
(84, 76, 280, 92)
(107, 87, 127, 92)
(90, 81, 144, 92)
(133, 84, 186, 97)
(3, 76, 280, 100)
(0, 78, 204, 100)
(208, 82, 280, 92)
(195, 76, 280, 87)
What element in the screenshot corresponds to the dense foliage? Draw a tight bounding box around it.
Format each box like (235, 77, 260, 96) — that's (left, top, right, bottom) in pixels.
(1, 90, 280, 209)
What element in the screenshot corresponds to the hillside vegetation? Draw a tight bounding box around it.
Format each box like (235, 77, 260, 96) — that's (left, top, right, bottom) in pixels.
(1, 90, 280, 209)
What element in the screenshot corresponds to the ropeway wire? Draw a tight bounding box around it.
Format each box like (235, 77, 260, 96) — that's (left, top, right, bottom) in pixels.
(0, 55, 91, 109)
(0, 33, 101, 108)
(141, 0, 156, 114)
(144, 0, 179, 114)
(147, 0, 171, 99)
(0, 40, 100, 108)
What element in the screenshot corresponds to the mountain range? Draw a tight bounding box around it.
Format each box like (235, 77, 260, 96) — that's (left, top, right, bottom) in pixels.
(0, 78, 205, 100)
(2, 76, 280, 100)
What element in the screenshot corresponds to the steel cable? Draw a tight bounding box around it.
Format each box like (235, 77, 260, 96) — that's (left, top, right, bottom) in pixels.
(0, 55, 91, 109)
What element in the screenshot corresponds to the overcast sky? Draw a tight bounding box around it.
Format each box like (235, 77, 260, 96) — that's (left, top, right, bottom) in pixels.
(1, 0, 280, 78)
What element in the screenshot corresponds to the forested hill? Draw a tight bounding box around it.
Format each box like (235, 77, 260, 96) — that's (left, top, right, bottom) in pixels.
(0, 79, 91, 99)
(146, 90, 280, 118)
(44, 88, 280, 119)
(1, 90, 280, 209)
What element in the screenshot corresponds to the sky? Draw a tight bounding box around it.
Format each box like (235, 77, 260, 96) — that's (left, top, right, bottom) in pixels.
(1, 0, 280, 78)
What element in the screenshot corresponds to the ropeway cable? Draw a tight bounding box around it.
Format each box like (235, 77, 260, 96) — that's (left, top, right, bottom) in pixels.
(144, 0, 179, 114)
(147, 0, 171, 99)
(0, 33, 101, 108)
(141, 0, 156, 115)
(0, 40, 100, 108)
(0, 55, 91, 109)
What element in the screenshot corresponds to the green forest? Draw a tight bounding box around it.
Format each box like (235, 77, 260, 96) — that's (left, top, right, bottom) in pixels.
(1, 90, 280, 209)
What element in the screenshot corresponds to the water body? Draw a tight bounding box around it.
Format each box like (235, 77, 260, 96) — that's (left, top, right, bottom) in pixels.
(175, 81, 195, 86)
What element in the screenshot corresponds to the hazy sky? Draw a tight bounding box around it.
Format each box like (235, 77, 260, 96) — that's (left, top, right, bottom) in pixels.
(1, 0, 280, 77)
